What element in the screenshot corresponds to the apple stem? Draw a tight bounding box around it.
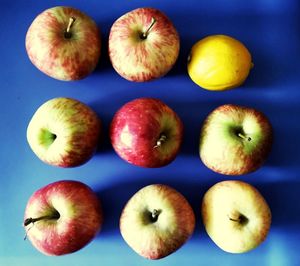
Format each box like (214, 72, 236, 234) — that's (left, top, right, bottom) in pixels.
(141, 17, 157, 39)
(24, 212, 60, 227)
(23, 212, 60, 241)
(228, 216, 240, 222)
(150, 209, 161, 223)
(238, 133, 251, 141)
(64, 17, 76, 39)
(227, 213, 248, 225)
(154, 134, 167, 148)
(152, 209, 158, 219)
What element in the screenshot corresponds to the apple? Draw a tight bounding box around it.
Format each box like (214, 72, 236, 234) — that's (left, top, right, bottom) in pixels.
(108, 7, 180, 82)
(23, 180, 103, 255)
(201, 180, 271, 253)
(26, 6, 101, 81)
(199, 104, 273, 175)
(120, 184, 195, 259)
(110, 98, 183, 167)
(27, 97, 101, 167)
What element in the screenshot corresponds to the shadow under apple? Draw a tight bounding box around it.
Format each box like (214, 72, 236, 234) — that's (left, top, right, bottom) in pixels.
(94, 176, 209, 238)
(94, 173, 300, 239)
(88, 94, 300, 172)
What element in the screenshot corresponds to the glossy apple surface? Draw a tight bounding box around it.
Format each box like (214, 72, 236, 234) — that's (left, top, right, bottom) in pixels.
(110, 98, 183, 167)
(199, 104, 273, 175)
(27, 97, 101, 167)
(108, 7, 180, 82)
(120, 184, 195, 259)
(201, 180, 271, 253)
(23, 180, 103, 255)
(26, 6, 101, 81)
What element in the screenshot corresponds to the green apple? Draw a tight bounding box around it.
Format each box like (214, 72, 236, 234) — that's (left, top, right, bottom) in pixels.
(120, 184, 195, 259)
(199, 104, 273, 175)
(201, 180, 272, 253)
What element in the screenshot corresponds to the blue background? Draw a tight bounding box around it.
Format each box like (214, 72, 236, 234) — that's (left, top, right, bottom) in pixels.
(1, 0, 300, 265)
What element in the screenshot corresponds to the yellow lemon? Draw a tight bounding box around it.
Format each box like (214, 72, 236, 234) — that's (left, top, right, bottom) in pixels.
(187, 35, 253, 91)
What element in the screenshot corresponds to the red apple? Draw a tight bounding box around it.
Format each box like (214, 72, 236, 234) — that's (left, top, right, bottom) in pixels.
(110, 98, 183, 167)
(26, 97, 101, 167)
(120, 184, 195, 259)
(23, 180, 103, 255)
(108, 7, 180, 82)
(26, 6, 101, 81)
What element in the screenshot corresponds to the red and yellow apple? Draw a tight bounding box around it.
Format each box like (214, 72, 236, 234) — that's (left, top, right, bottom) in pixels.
(110, 98, 183, 167)
(108, 7, 180, 82)
(199, 104, 273, 175)
(26, 97, 101, 167)
(26, 6, 101, 81)
(23, 180, 103, 255)
(120, 184, 195, 259)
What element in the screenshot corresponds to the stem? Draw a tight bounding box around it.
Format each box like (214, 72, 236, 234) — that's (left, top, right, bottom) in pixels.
(238, 133, 251, 141)
(24, 212, 60, 227)
(141, 17, 157, 39)
(23, 212, 60, 240)
(154, 134, 167, 148)
(228, 216, 240, 222)
(150, 209, 161, 223)
(64, 17, 76, 39)
(152, 209, 159, 219)
(227, 212, 248, 225)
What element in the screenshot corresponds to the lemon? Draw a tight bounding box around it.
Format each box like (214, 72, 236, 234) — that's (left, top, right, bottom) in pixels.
(187, 35, 253, 91)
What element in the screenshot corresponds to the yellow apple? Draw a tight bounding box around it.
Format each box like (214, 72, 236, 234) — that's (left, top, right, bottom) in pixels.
(201, 180, 271, 253)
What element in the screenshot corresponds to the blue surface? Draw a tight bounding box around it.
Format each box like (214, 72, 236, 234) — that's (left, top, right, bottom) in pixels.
(1, 0, 300, 265)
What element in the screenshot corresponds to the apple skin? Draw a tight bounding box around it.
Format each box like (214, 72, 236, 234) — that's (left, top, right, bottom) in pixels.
(26, 6, 101, 81)
(27, 97, 101, 167)
(23, 180, 103, 256)
(108, 7, 180, 82)
(110, 98, 183, 167)
(201, 180, 271, 253)
(120, 184, 195, 259)
(199, 104, 273, 175)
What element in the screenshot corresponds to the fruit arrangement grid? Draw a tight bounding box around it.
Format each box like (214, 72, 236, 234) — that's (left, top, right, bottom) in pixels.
(1, 1, 299, 265)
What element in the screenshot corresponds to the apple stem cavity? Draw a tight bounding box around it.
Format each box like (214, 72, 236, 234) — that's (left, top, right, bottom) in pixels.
(140, 17, 157, 40)
(238, 133, 251, 142)
(154, 134, 167, 148)
(64, 17, 76, 39)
